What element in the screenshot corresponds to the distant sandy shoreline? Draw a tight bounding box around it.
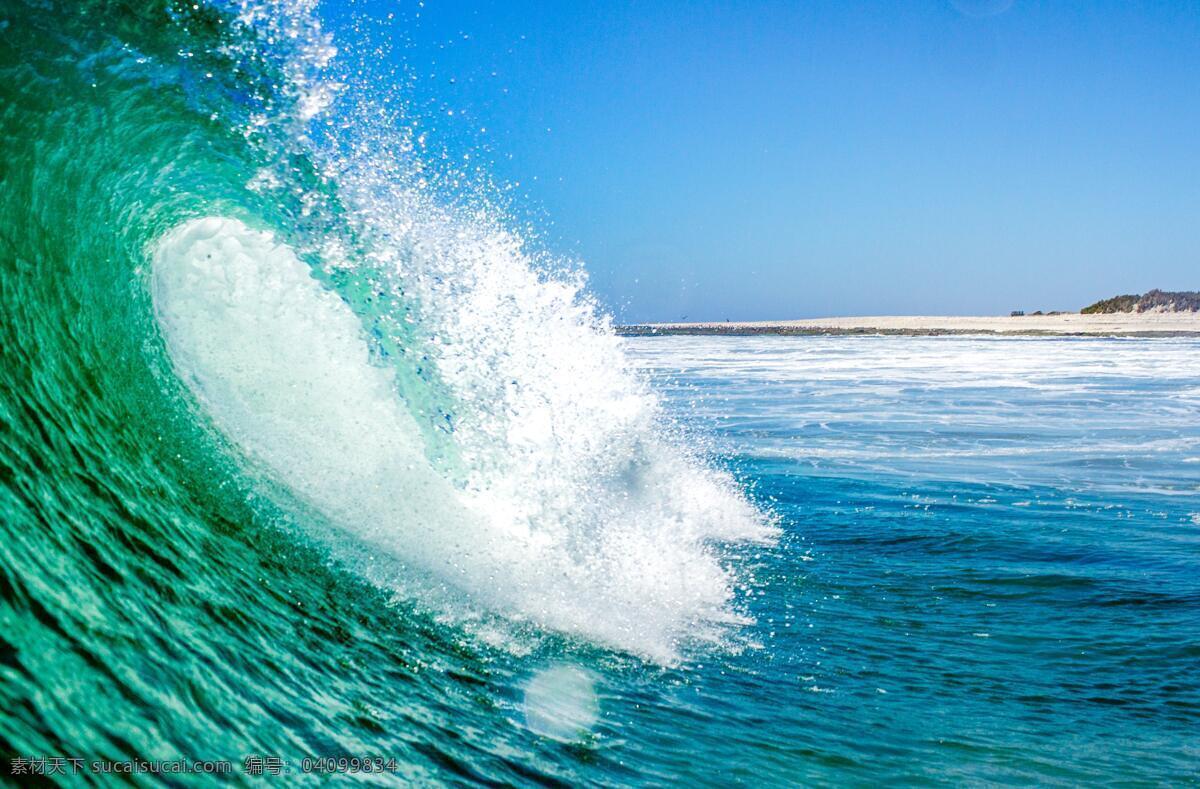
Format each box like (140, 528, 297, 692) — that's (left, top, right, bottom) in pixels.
(617, 313, 1200, 338)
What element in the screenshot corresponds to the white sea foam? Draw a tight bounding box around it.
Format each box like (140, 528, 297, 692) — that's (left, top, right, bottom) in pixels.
(152, 217, 771, 662)
(151, 0, 771, 662)
(626, 335, 1200, 496)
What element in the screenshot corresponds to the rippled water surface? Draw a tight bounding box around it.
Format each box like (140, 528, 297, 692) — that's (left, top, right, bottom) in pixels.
(2, 0, 1197, 782)
(623, 335, 1200, 784)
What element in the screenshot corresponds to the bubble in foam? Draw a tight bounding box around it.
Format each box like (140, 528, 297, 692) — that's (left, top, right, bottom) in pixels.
(523, 665, 599, 742)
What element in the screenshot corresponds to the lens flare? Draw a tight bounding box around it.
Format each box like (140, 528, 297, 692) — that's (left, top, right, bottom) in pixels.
(523, 666, 600, 742)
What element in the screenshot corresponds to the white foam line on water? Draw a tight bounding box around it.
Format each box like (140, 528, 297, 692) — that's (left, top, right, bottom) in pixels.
(623, 334, 1200, 494)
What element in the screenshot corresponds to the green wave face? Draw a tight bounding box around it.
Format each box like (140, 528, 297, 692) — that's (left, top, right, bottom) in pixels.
(0, 0, 769, 772)
(0, 0, 464, 763)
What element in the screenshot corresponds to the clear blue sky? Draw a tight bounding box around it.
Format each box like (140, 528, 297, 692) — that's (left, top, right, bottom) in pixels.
(327, 0, 1200, 321)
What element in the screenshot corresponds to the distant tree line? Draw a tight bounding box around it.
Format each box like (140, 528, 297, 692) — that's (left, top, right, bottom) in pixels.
(1082, 289, 1200, 314)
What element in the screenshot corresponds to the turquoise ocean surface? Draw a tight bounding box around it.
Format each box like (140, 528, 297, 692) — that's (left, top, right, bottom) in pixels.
(1, 0, 1197, 783)
(626, 334, 1199, 784)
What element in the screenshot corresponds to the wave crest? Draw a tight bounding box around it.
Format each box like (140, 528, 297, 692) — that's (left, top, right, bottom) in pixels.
(153, 214, 772, 661)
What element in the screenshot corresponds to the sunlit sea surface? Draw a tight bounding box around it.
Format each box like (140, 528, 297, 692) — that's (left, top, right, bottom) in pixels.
(2, 2, 1197, 782)
(622, 334, 1200, 784)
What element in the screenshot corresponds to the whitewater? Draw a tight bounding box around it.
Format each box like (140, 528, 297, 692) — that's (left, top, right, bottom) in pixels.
(151, 215, 769, 661)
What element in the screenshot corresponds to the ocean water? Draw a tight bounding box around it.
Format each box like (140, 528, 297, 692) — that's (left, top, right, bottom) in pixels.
(1, 1, 1197, 784)
(625, 335, 1200, 783)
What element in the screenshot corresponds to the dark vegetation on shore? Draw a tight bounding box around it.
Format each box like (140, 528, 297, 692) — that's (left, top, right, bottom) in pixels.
(1082, 290, 1200, 314)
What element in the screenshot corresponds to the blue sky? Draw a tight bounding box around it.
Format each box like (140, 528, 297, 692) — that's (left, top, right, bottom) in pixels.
(329, 0, 1199, 321)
